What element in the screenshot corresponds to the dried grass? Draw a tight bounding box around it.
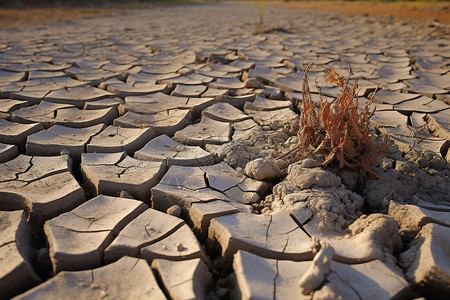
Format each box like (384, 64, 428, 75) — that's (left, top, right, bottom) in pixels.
(277, 63, 386, 178)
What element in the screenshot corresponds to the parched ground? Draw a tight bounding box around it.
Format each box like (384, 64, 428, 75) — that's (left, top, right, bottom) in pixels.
(0, 2, 449, 300)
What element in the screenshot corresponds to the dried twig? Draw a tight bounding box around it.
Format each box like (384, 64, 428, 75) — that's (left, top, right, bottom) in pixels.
(276, 64, 386, 178)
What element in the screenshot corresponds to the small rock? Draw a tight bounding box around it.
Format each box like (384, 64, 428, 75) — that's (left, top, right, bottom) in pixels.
(119, 191, 134, 199)
(244, 158, 283, 180)
(176, 243, 184, 252)
(395, 160, 412, 174)
(242, 192, 260, 204)
(243, 78, 264, 89)
(381, 157, 394, 170)
(60, 149, 70, 156)
(167, 205, 182, 217)
(261, 207, 270, 214)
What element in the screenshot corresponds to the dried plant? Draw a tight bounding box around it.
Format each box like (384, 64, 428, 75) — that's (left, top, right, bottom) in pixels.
(277, 64, 386, 178)
(255, 0, 264, 27)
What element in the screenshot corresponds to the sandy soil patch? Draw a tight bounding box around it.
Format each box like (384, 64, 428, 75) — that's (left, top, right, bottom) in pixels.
(0, 7, 134, 29)
(271, 1, 450, 24)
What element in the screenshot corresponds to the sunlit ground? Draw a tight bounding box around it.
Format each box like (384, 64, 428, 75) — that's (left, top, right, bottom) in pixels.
(272, 1, 450, 24)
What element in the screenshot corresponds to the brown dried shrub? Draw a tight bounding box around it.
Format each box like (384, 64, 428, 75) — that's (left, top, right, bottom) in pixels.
(277, 64, 386, 178)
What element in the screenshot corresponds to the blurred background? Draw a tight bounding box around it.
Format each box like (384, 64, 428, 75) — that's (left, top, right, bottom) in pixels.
(0, 0, 447, 8)
(1, 0, 202, 8)
(0, 0, 448, 28)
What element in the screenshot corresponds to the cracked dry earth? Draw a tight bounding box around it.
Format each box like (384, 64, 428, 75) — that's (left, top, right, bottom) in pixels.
(0, 3, 449, 300)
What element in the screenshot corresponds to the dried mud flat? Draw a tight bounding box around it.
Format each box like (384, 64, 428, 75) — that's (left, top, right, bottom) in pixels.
(0, 3, 449, 300)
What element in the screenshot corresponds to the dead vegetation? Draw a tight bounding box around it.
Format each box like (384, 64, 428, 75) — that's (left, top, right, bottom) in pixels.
(277, 64, 386, 178)
(255, 0, 265, 27)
